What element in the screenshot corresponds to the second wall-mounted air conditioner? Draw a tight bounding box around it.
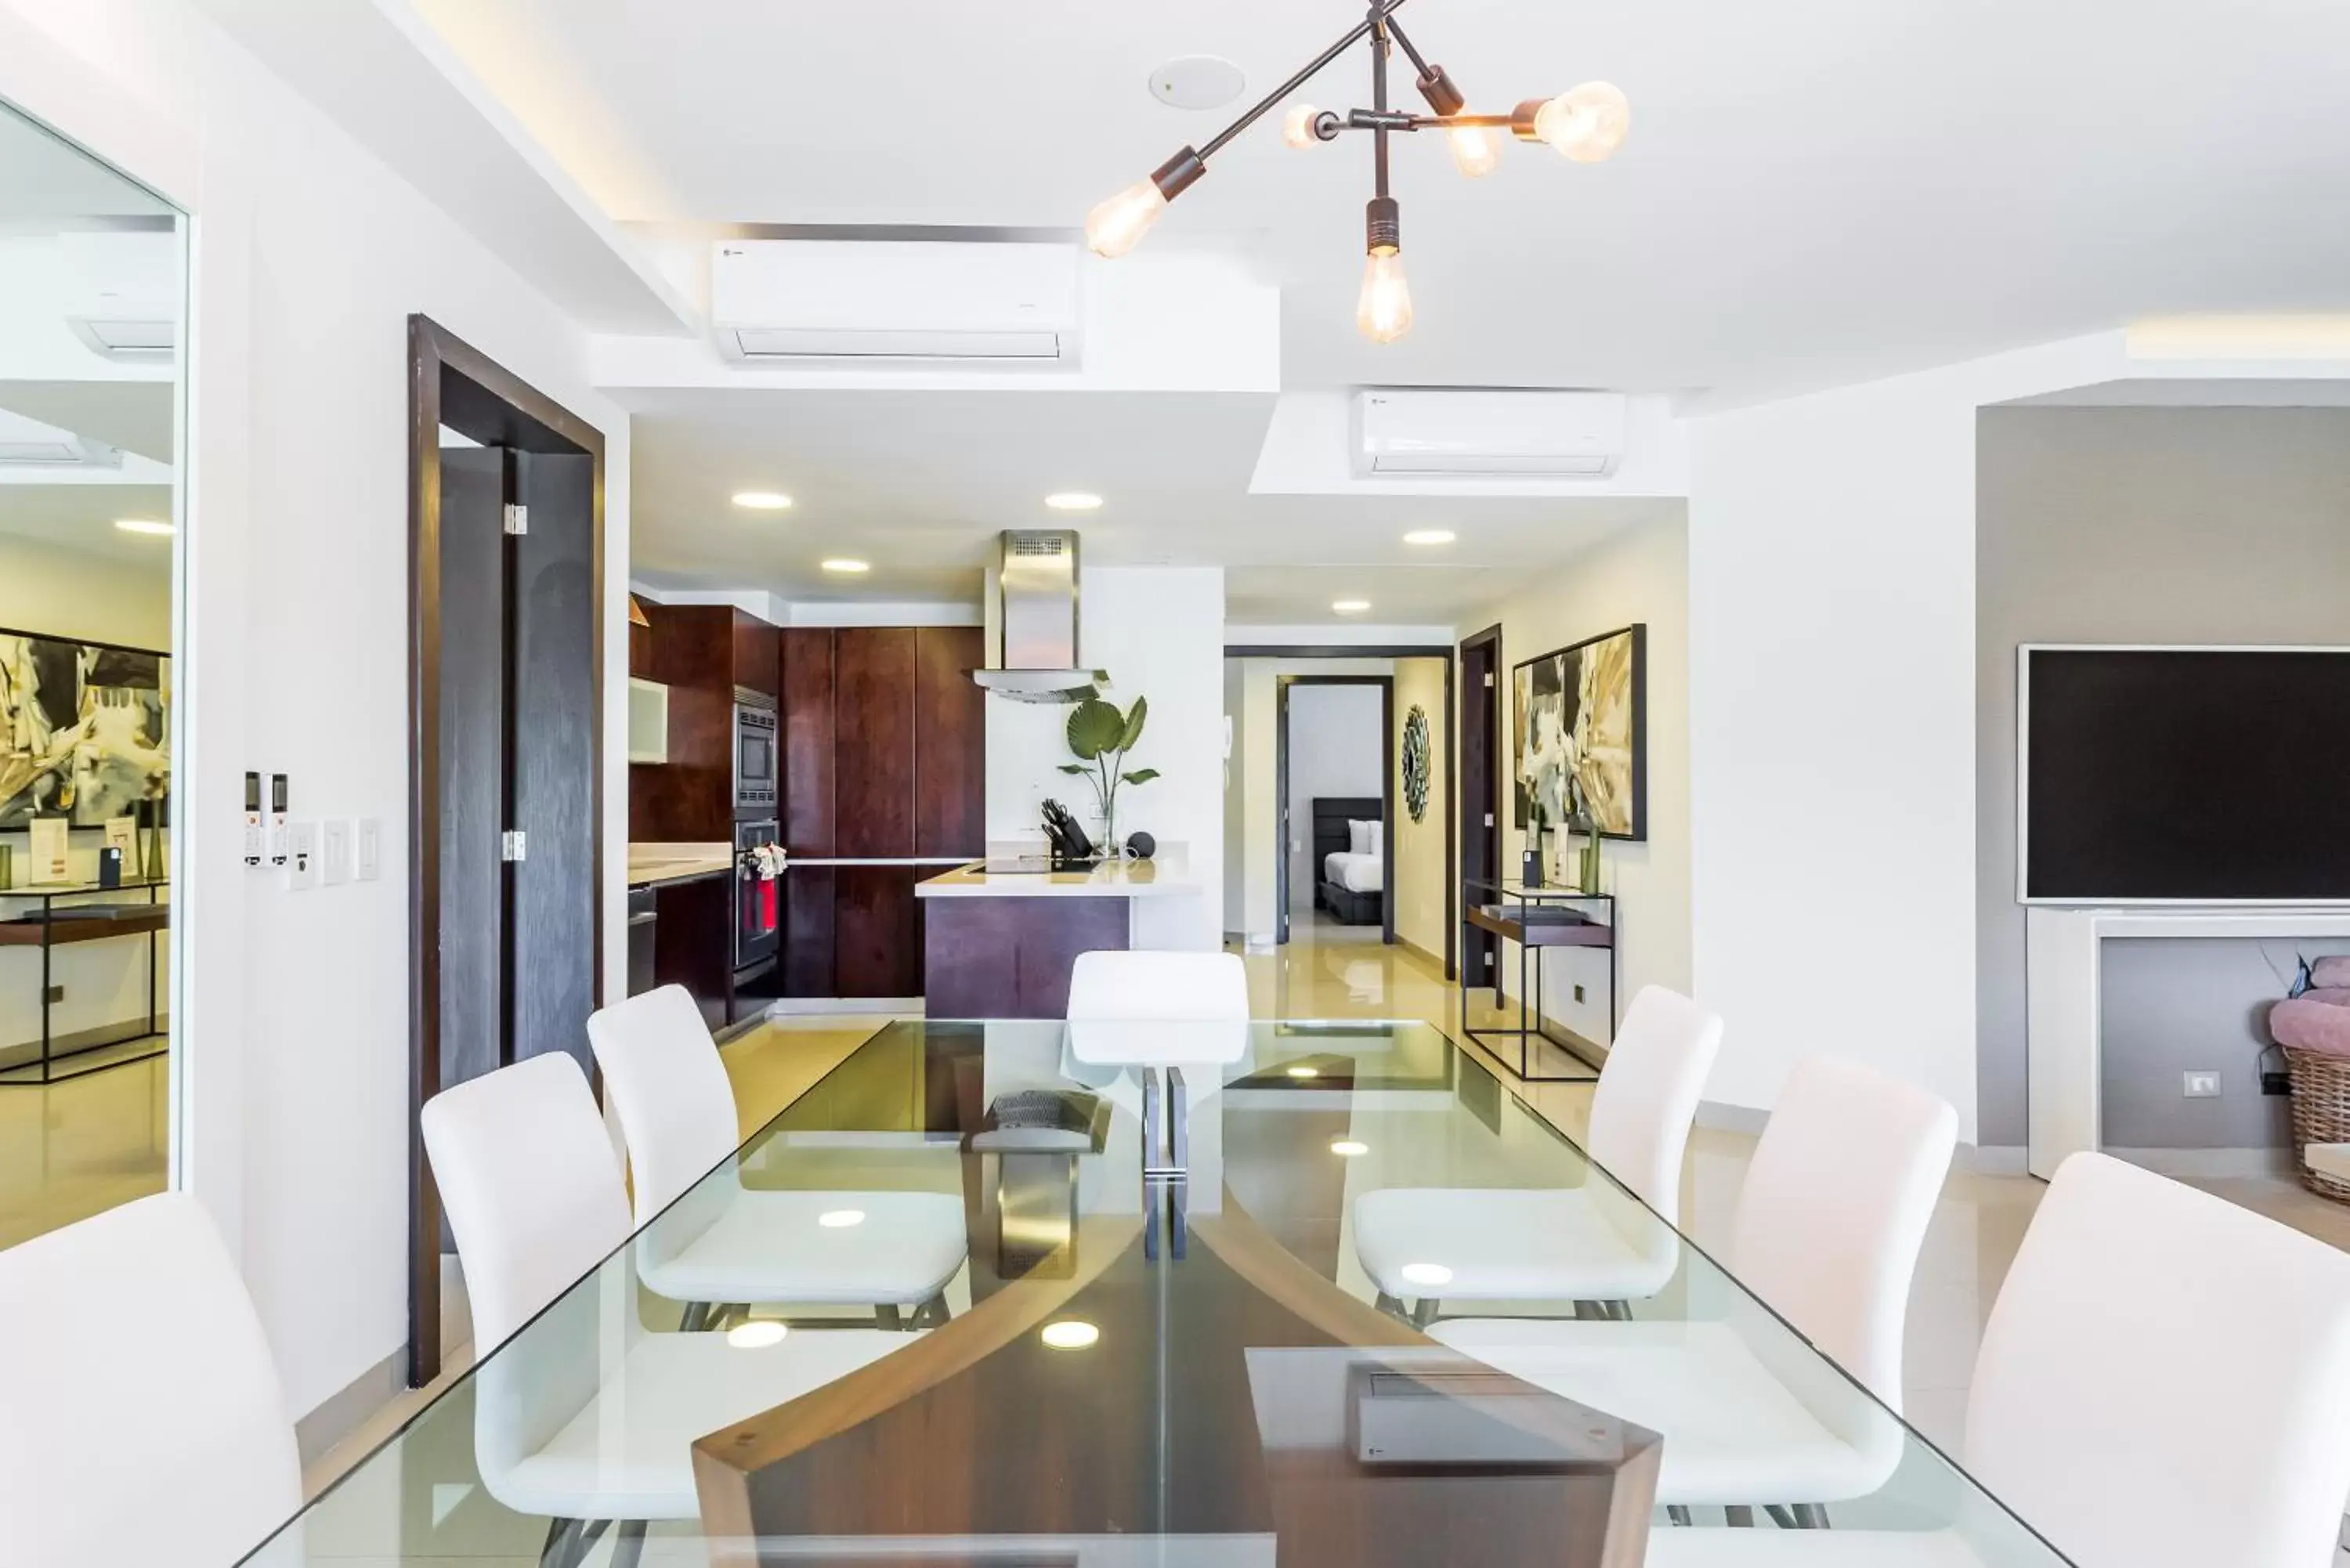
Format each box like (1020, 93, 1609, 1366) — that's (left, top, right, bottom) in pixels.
(712, 240, 1081, 366)
(1351, 388, 1627, 477)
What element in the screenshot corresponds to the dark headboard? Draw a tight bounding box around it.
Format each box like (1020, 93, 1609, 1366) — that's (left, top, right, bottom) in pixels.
(1313, 796, 1383, 874)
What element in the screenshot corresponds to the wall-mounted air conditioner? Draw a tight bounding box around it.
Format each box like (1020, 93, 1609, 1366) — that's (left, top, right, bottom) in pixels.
(712, 240, 1081, 366)
(58, 230, 179, 363)
(1351, 389, 1627, 478)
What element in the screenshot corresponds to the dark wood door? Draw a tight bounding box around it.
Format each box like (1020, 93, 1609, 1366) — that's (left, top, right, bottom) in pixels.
(1459, 627, 1502, 992)
(435, 448, 505, 1104)
(914, 626, 985, 858)
(834, 627, 917, 857)
(510, 450, 598, 1077)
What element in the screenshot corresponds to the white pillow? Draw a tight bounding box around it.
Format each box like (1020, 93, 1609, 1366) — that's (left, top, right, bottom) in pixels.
(1366, 821, 1384, 858)
(1347, 819, 1373, 855)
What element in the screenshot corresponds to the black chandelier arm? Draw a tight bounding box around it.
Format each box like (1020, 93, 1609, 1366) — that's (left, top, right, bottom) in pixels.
(1370, 5, 1391, 199)
(1195, 0, 1415, 161)
(1332, 109, 1522, 134)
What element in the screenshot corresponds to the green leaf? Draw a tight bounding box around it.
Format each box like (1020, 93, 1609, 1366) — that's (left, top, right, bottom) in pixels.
(1117, 694, 1148, 752)
(1065, 698, 1123, 761)
(1121, 768, 1161, 786)
(1056, 763, 1089, 775)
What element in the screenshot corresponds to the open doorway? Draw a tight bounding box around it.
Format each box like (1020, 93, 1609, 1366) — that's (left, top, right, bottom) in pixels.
(1277, 676, 1393, 947)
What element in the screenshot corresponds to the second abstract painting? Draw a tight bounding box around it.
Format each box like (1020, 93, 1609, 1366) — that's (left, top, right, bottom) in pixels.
(1512, 623, 1645, 840)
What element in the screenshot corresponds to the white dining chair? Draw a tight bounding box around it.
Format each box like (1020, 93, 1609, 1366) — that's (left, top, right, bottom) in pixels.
(1065, 949, 1252, 1068)
(0, 1192, 302, 1567)
(1643, 1151, 2350, 1566)
(1435, 1054, 1957, 1523)
(1351, 983, 1723, 1322)
(588, 985, 967, 1331)
(423, 1050, 910, 1568)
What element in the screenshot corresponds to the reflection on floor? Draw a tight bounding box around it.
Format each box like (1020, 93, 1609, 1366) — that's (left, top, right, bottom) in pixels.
(0, 1050, 168, 1252)
(1288, 906, 1388, 945)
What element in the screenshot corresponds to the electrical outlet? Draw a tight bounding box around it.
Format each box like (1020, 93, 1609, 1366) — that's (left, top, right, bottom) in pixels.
(44, 984, 63, 1004)
(2183, 1070, 2222, 1100)
(1573, 983, 1586, 1003)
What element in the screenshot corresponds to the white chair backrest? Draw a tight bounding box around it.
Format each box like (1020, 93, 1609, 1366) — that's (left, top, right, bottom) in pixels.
(1728, 1053, 1957, 1403)
(1583, 985, 1723, 1216)
(0, 1193, 300, 1566)
(1068, 950, 1249, 1021)
(588, 983, 742, 1224)
(421, 1050, 633, 1352)
(1965, 1152, 2350, 1568)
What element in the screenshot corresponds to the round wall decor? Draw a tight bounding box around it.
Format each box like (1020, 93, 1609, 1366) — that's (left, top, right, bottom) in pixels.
(1401, 704, 1432, 822)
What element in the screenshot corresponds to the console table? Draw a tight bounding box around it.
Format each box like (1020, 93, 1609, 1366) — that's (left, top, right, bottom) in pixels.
(1460, 878, 1616, 1083)
(0, 878, 168, 1083)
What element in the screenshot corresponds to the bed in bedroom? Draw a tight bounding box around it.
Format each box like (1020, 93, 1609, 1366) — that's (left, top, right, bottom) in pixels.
(1313, 795, 1386, 927)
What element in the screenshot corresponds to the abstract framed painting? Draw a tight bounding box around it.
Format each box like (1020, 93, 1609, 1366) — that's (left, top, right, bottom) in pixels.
(0, 627, 171, 829)
(1511, 623, 1645, 840)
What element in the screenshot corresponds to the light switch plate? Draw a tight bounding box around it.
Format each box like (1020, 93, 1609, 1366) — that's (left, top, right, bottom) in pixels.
(286, 820, 320, 891)
(321, 818, 351, 885)
(356, 818, 381, 881)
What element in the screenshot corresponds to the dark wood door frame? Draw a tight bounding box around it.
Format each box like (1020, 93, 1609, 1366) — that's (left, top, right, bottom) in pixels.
(1274, 674, 1396, 947)
(407, 316, 606, 1386)
(1457, 623, 1503, 996)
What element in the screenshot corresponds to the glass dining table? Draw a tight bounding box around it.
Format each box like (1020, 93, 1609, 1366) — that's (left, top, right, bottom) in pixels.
(240, 1018, 2071, 1567)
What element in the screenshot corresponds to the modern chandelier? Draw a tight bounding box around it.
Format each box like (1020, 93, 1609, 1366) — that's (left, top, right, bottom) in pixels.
(1084, 1, 1629, 344)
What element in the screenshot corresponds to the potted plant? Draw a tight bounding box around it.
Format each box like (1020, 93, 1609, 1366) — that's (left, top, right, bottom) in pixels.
(1059, 695, 1159, 852)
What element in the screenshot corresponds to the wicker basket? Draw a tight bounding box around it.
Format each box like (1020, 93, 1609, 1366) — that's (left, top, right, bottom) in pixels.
(2284, 1046, 2350, 1201)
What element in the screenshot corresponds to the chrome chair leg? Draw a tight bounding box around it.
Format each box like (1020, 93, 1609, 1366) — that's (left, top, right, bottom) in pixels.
(914, 1290, 952, 1328)
(1725, 1505, 1755, 1527)
(1665, 1506, 1693, 1527)
(1410, 1298, 1439, 1328)
(610, 1519, 649, 1568)
(1374, 1291, 1405, 1317)
(1793, 1503, 1831, 1529)
(678, 1302, 711, 1332)
(877, 1302, 906, 1331)
(540, 1519, 578, 1568)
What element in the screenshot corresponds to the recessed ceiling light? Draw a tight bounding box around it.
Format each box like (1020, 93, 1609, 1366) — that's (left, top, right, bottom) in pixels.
(732, 491, 793, 511)
(821, 558, 870, 574)
(1045, 492, 1103, 511)
(1330, 1139, 1369, 1158)
(114, 518, 174, 537)
(1286, 1064, 1319, 1079)
(1400, 1262, 1455, 1288)
(1332, 598, 1371, 614)
(817, 1209, 866, 1228)
(726, 1320, 788, 1349)
(1403, 529, 1455, 546)
(1040, 1320, 1101, 1350)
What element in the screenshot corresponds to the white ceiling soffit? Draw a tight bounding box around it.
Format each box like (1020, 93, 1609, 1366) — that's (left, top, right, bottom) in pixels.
(591, 244, 1280, 395)
(619, 385, 1679, 623)
(397, 0, 2350, 406)
(184, 0, 696, 335)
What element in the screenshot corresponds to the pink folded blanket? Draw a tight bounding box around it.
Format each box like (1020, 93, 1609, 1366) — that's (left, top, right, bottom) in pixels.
(2276, 996, 2350, 1059)
(2314, 956, 2350, 989)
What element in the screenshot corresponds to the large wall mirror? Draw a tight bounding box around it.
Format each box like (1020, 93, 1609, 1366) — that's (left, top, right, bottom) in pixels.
(0, 97, 183, 1248)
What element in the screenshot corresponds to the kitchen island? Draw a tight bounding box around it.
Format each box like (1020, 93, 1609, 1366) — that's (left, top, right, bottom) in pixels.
(915, 852, 1196, 1017)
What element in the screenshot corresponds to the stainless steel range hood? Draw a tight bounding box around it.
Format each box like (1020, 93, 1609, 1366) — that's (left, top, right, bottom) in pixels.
(974, 529, 1106, 704)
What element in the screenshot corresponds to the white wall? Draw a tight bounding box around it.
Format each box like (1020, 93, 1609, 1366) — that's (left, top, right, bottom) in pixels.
(0, 0, 632, 1419)
(987, 566, 1224, 950)
(1222, 659, 1245, 936)
(1285, 683, 1383, 911)
(1470, 518, 1690, 1049)
(0, 534, 170, 649)
(1390, 656, 1449, 962)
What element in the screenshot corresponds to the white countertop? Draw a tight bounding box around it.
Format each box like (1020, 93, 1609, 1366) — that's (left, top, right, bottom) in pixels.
(627, 841, 732, 887)
(916, 851, 1196, 899)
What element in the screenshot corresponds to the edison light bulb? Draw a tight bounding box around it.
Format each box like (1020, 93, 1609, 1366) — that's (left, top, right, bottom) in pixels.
(1086, 179, 1167, 259)
(1447, 124, 1501, 178)
(1357, 249, 1414, 344)
(1535, 81, 1630, 163)
(1282, 103, 1324, 150)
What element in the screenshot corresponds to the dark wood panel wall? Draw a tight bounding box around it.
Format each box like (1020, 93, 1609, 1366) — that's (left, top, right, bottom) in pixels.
(629, 602, 777, 842)
(777, 624, 985, 999)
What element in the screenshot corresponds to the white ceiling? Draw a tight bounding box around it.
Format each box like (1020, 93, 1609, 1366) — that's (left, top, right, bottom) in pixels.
(621, 387, 1674, 621)
(409, 0, 2350, 403)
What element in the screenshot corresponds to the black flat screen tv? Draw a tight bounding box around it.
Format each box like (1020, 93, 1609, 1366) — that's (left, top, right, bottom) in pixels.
(2022, 646, 2350, 903)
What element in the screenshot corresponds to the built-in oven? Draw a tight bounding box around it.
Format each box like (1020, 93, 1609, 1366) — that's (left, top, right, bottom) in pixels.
(735, 818, 781, 974)
(733, 689, 778, 817)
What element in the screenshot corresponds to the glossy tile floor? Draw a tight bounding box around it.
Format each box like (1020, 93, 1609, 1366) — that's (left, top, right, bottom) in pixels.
(0, 1048, 168, 1252)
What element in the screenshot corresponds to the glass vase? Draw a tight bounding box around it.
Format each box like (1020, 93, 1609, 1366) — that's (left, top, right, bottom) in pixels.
(1089, 798, 1117, 859)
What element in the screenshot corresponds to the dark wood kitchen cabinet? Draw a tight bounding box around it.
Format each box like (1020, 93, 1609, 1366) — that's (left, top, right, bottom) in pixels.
(779, 625, 984, 999)
(629, 602, 781, 842)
